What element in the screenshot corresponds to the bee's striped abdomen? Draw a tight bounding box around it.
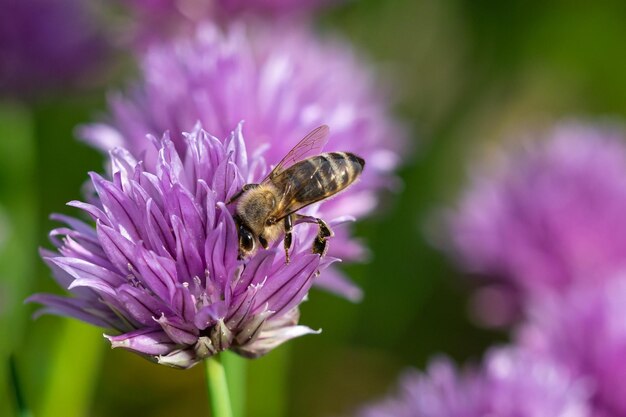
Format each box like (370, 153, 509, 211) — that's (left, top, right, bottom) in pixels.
(279, 152, 365, 207)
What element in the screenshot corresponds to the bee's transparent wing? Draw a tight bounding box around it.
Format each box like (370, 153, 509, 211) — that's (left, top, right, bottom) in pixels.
(272, 157, 337, 221)
(266, 125, 330, 181)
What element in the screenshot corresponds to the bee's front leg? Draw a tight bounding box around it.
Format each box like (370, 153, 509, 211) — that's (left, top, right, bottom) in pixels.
(283, 214, 293, 264)
(294, 215, 334, 257)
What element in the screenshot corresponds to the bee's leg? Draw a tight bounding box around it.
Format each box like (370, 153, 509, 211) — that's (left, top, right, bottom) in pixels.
(312, 218, 333, 256)
(294, 215, 334, 257)
(227, 183, 259, 204)
(283, 214, 293, 264)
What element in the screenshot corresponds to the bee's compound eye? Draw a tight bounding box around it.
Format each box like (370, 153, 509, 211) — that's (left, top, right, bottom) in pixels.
(239, 228, 255, 252)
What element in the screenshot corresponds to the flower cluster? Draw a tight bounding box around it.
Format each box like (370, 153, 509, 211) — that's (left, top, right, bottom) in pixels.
(445, 123, 626, 324)
(356, 348, 591, 417)
(29, 124, 332, 368)
(80, 22, 406, 300)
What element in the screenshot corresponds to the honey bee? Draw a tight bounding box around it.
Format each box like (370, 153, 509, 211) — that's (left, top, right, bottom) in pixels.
(228, 125, 365, 263)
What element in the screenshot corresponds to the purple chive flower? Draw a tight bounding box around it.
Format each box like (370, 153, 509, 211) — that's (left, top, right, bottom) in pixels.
(80, 22, 405, 300)
(356, 348, 591, 417)
(519, 277, 626, 417)
(28, 123, 333, 369)
(445, 123, 626, 325)
(0, 0, 109, 97)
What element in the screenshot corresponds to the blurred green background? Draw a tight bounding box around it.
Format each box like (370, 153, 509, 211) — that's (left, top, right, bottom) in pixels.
(3, 0, 626, 416)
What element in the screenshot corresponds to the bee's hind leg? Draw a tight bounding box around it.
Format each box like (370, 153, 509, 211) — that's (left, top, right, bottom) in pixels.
(294, 215, 334, 257)
(313, 218, 333, 257)
(283, 214, 293, 264)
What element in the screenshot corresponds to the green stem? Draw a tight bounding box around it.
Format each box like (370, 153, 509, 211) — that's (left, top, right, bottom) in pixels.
(205, 355, 233, 417)
(222, 351, 246, 417)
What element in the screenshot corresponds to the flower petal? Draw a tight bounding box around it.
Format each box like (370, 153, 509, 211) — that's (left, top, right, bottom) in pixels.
(27, 293, 119, 329)
(254, 254, 319, 315)
(235, 323, 320, 358)
(171, 215, 204, 282)
(314, 267, 363, 302)
(133, 246, 177, 302)
(238, 249, 276, 290)
(145, 198, 175, 256)
(155, 314, 198, 345)
(96, 221, 137, 275)
(116, 284, 165, 326)
(171, 285, 196, 324)
(90, 172, 142, 241)
(50, 256, 125, 288)
(157, 348, 200, 369)
(106, 328, 176, 356)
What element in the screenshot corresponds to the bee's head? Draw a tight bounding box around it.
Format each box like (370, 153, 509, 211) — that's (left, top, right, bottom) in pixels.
(234, 215, 256, 258)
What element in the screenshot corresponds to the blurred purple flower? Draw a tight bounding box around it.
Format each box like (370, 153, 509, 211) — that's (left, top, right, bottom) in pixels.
(216, 0, 332, 17)
(120, 0, 333, 47)
(445, 123, 626, 325)
(120, 0, 212, 47)
(357, 358, 483, 417)
(0, 0, 109, 97)
(28, 123, 332, 369)
(80, 23, 406, 300)
(356, 348, 591, 417)
(519, 277, 626, 417)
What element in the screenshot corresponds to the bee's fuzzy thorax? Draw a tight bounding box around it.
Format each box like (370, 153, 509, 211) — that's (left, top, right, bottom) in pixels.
(236, 183, 280, 235)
